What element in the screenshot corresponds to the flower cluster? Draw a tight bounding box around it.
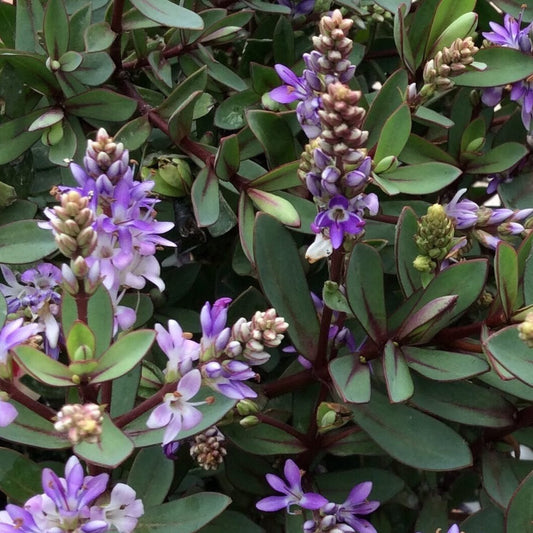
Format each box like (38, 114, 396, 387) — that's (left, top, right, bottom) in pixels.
(146, 298, 288, 444)
(270, 10, 378, 257)
(482, 11, 533, 130)
(0, 263, 62, 355)
(444, 188, 533, 249)
(43, 128, 175, 330)
(0, 456, 143, 533)
(256, 459, 379, 533)
(54, 403, 105, 444)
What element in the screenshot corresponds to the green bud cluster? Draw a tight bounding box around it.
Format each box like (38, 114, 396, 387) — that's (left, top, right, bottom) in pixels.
(141, 155, 193, 198)
(518, 312, 533, 348)
(413, 204, 455, 272)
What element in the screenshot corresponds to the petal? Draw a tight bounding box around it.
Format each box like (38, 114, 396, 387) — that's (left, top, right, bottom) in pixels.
(265, 473, 289, 493)
(329, 223, 344, 249)
(146, 403, 173, 429)
(345, 481, 373, 504)
(256, 495, 290, 512)
(162, 414, 182, 445)
(299, 492, 329, 510)
(0, 402, 17, 427)
(179, 404, 203, 431)
(283, 459, 302, 489)
(270, 86, 300, 104)
(177, 369, 202, 400)
(344, 517, 377, 533)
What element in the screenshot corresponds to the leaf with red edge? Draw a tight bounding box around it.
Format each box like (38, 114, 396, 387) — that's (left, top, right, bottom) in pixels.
(495, 241, 518, 321)
(247, 188, 300, 227)
(329, 354, 371, 404)
(383, 340, 413, 403)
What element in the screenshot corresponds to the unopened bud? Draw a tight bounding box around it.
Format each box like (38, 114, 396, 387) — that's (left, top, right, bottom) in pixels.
(239, 415, 260, 427)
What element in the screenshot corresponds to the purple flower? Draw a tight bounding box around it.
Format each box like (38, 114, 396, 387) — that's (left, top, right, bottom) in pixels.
(200, 298, 232, 360)
(483, 13, 532, 51)
(0, 396, 17, 427)
(90, 483, 144, 533)
(335, 482, 380, 533)
(25, 456, 109, 533)
(0, 318, 40, 367)
(0, 505, 42, 533)
(202, 359, 257, 399)
(444, 189, 479, 229)
(270, 65, 311, 104)
(277, 0, 315, 17)
(155, 320, 200, 381)
(256, 459, 328, 513)
(146, 369, 205, 445)
(314, 195, 366, 249)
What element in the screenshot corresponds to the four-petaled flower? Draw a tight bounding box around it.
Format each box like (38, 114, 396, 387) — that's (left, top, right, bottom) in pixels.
(256, 459, 328, 513)
(146, 369, 205, 445)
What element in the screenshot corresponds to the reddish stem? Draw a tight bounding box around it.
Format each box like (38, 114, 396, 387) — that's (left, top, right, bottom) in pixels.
(0, 379, 56, 421)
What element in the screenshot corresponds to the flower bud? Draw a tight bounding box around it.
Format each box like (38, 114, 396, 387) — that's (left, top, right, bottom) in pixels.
(239, 415, 260, 427)
(54, 403, 105, 444)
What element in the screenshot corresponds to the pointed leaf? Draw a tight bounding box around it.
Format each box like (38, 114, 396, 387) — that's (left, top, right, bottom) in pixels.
(346, 243, 387, 344)
(0, 110, 43, 165)
(14, 345, 74, 386)
(191, 167, 220, 227)
(90, 330, 156, 384)
(374, 103, 412, 163)
(395, 206, 423, 297)
(43, 0, 69, 58)
(254, 214, 320, 360)
(465, 143, 528, 174)
(66, 320, 96, 361)
(64, 89, 137, 121)
(136, 493, 231, 533)
(383, 340, 414, 403)
(329, 355, 371, 404)
(347, 389, 473, 470)
(0, 448, 42, 504)
(129, 0, 204, 30)
(484, 325, 533, 386)
(238, 192, 255, 264)
(247, 188, 300, 227)
(403, 346, 489, 381)
(247, 161, 300, 192)
(495, 241, 518, 320)
(28, 108, 64, 131)
(505, 470, 533, 533)
(214, 134, 239, 181)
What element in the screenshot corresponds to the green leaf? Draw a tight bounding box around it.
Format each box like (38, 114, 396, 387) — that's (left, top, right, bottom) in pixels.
(484, 326, 533, 386)
(167, 90, 202, 143)
(85, 22, 116, 52)
(0, 220, 56, 263)
(194, 46, 248, 91)
(43, 0, 69, 58)
(191, 167, 220, 227)
(482, 451, 533, 509)
(158, 66, 207, 119)
(65, 89, 137, 121)
(15, 0, 44, 52)
(0, 110, 43, 165)
(198, 511, 264, 533)
(246, 110, 297, 168)
(214, 134, 239, 181)
(505, 470, 533, 533)
(66, 320, 96, 361)
(462, 503, 505, 533)
(410, 375, 516, 427)
(400, 134, 457, 165)
(0, 401, 67, 449)
(110, 365, 141, 418)
(329, 355, 371, 404)
(74, 414, 134, 468)
(90, 330, 156, 384)
(273, 15, 294, 66)
(124, 388, 235, 446)
(243, 0, 290, 13)
(28, 108, 64, 131)
(346, 243, 387, 344)
(0, 448, 42, 504)
(14, 344, 74, 386)
(48, 119, 77, 166)
(238, 193, 255, 264)
(495, 242, 518, 320)
(364, 69, 408, 149)
(129, 0, 203, 30)
(412, 106, 455, 129)
(247, 161, 300, 192)
(114, 116, 152, 150)
(491, 0, 533, 22)
(347, 389, 473, 470)
(460, 116, 486, 154)
(127, 446, 175, 507)
(403, 346, 489, 381)
(393, 4, 415, 73)
(136, 493, 231, 533)
(254, 214, 320, 360)
(465, 143, 528, 174)
(224, 423, 306, 455)
(59, 50, 83, 72)
(383, 340, 414, 403)
(214, 90, 259, 130)
(396, 295, 458, 345)
(374, 103, 412, 163)
(374, 162, 461, 195)
(71, 52, 116, 86)
(247, 188, 300, 227)
(454, 47, 533, 87)
(395, 206, 423, 297)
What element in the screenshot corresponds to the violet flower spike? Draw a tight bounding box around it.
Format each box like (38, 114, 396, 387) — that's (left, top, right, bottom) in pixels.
(146, 369, 206, 445)
(256, 459, 328, 513)
(336, 481, 380, 533)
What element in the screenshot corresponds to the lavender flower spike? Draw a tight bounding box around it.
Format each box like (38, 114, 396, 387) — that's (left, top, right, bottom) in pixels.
(146, 369, 206, 445)
(256, 459, 328, 513)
